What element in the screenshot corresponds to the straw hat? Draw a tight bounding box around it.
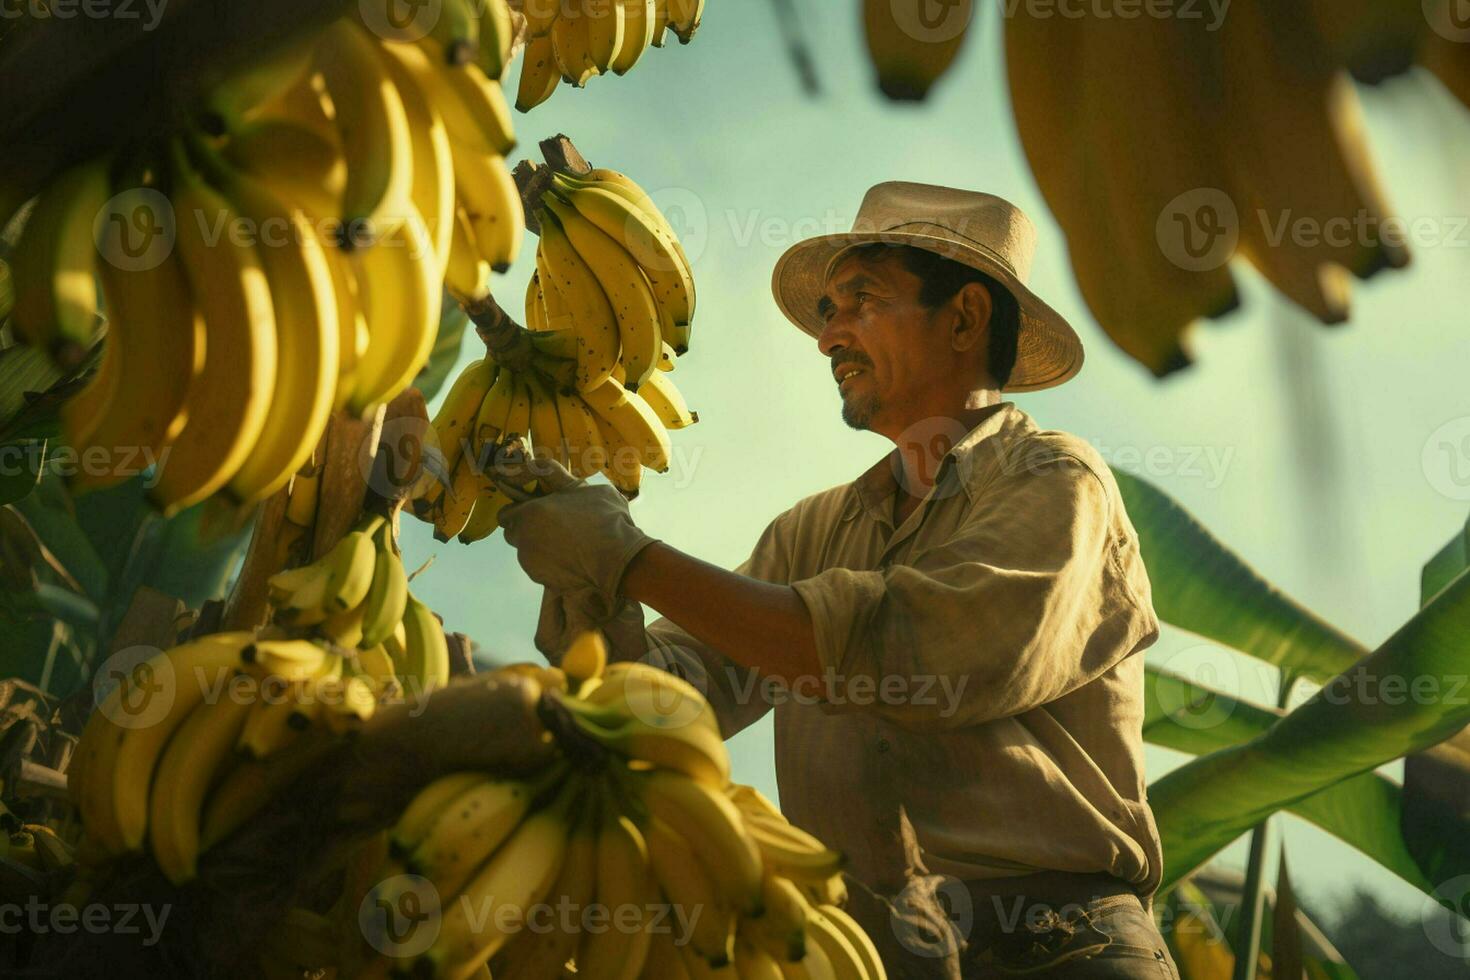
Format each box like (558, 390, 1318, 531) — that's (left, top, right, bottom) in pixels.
(770, 181, 1084, 392)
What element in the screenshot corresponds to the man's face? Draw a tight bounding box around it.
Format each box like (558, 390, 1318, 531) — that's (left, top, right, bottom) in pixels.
(816, 251, 952, 434)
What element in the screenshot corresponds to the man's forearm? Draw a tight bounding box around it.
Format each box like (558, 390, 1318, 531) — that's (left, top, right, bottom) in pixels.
(620, 542, 822, 684)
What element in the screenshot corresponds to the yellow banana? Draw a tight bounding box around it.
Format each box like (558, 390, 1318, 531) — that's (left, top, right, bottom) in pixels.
(200, 32, 318, 135)
(381, 38, 459, 277)
(736, 928, 787, 980)
(587, 0, 628, 72)
(667, 0, 704, 43)
(149, 142, 277, 514)
(862, 0, 973, 101)
(590, 402, 644, 497)
(8, 157, 109, 361)
(346, 210, 443, 415)
(578, 811, 656, 980)
(431, 357, 498, 492)
(446, 207, 493, 302)
(314, 19, 415, 246)
(360, 520, 410, 648)
(635, 770, 765, 918)
(516, 33, 561, 112)
(523, 369, 568, 464)
(636, 369, 698, 429)
(65, 246, 198, 494)
(552, 388, 608, 479)
(457, 485, 514, 543)
(400, 594, 451, 695)
(611, 0, 656, 74)
(60, 330, 119, 449)
(148, 676, 258, 883)
(474, 362, 517, 448)
(453, 145, 524, 272)
(79, 632, 255, 854)
(581, 376, 671, 472)
(479, 0, 517, 80)
(542, 192, 661, 387)
(645, 815, 736, 965)
(552, 7, 599, 86)
(537, 207, 620, 391)
(421, 786, 575, 977)
(815, 905, 884, 980)
(409, 775, 541, 895)
(554, 173, 693, 329)
(491, 802, 598, 979)
(190, 136, 340, 506)
(390, 772, 486, 855)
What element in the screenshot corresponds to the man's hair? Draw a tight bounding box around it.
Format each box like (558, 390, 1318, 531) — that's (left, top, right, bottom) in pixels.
(845, 243, 1020, 389)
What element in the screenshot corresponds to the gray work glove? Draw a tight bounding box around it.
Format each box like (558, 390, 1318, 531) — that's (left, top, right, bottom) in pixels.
(533, 587, 649, 664)
(497, 460, 660, 602)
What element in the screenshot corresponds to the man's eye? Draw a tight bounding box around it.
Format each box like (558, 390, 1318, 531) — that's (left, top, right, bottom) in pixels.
(855, 293, 870, 305)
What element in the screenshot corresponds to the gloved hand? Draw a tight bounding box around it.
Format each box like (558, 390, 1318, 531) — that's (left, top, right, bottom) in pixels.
(533, 587, 650, 663)
(497, 462, 659, 602)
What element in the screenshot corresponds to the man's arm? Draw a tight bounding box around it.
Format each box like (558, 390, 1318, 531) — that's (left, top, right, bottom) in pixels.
(620, 542, 822, 686)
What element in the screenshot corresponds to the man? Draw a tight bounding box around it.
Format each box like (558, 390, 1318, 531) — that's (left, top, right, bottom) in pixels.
(499, 183, 1180, 979)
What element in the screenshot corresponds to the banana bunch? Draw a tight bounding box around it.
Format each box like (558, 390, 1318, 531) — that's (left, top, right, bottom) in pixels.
(513, 0, 705, 111)
(6, 8, 526, 514)
(67, 629, 388, 884)
(418, 164, 698, 535)
(863, 0, 975, 101)
(267, 515, 451, 697)
(342, 635, 884, 979)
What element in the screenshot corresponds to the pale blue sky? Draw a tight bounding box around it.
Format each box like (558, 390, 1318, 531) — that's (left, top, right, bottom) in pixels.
(400, 1, 1470, 930)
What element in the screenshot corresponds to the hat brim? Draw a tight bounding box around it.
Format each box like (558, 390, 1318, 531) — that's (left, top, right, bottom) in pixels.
(771, 231, 1084, 393)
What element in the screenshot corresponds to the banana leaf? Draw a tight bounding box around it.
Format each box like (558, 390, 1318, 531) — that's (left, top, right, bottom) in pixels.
(0, 437, 44, 505)
(1401, 510, 1470, 905)
(1150, 562, 1470, 897)
(412, 295, 471, 404)
(1146, 665, 1432, 895)
(1113, 468, 1367, 681)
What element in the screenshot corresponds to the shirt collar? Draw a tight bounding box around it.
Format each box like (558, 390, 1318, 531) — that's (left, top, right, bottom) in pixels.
(843, 401, 1034, 523)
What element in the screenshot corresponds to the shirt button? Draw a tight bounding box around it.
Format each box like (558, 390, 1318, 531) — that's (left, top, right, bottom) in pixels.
(876, 738, 891, 753)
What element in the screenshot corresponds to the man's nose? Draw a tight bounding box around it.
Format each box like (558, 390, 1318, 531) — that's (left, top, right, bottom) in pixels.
(817, 313, 851, 357)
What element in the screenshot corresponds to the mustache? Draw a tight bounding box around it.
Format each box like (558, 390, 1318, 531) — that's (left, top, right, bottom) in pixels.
(830, 353, 872, 373)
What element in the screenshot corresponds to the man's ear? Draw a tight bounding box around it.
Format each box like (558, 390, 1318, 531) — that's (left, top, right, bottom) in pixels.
(951, 281, 993, 353)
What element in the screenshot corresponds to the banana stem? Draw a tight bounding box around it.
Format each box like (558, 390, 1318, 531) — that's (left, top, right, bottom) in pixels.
(464, 293, 537, 370)
(538, 689, 617, 771)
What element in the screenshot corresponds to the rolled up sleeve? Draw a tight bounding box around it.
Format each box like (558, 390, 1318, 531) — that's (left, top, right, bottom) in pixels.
(790, 452, 1131, 732)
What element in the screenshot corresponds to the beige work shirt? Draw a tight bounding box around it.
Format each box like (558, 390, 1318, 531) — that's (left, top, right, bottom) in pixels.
(616, 401, 1164, 897)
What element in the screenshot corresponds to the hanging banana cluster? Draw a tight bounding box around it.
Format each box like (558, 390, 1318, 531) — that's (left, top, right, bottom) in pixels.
(512, 0, 705, 111)
(67, 628, 398, 885)
(4, 5, 524, 514)
(266, 514, 451, 697)
(862, 0, 975, 101)
(313, 633, 888, 980)
(419, 166, 699, 541)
